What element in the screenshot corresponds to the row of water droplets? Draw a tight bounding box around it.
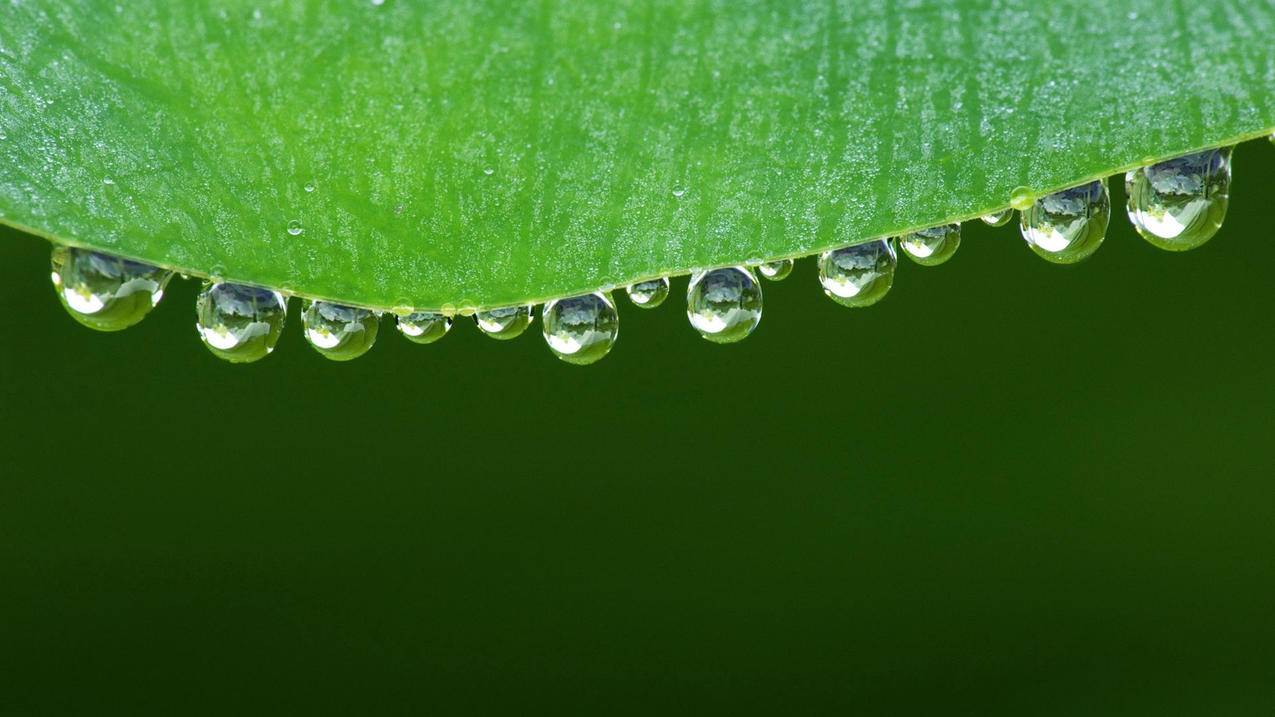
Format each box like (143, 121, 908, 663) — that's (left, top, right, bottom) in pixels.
(46, 146, 1236, 365)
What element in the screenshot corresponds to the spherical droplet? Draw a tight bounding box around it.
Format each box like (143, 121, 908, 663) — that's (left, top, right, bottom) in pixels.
(1125, 147, 1232, 252)
(301, 300, 379, 361)
(899, 223, 961, 267)
(304, 182, 316, 193)
(542, 292, 619, 365)
(1009, 187, 1035, 211)
(474, 304, 533, 340)
(626, 277, 670, 308)
(757, 258, 794, 281)
(981, 209, 1013, 227)
(672, 187, 686, 198)
(286, 220, 303, 236)
(50, 246, 173, 332)
(396, 311, 452, 344)
(1019, 180, 1110, 264)
(686, 267, 762, 344)
(817, 239, 896, 308)
(196, 282, 288, 363)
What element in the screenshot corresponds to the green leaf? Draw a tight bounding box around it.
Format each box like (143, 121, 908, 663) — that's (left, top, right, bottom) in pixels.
(2, 0, 1274, 311)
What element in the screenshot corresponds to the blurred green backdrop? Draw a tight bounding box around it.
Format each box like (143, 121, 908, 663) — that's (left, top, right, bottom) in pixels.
(2, 140, 1274, 714)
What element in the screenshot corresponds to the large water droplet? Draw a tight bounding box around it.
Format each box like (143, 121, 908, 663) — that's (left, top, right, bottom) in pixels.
(757, 258, 794, 281)
(195, 283, 288, 363)
(474, 304, 533, 340)
(396, 311, 452, 344)
(542, 292, 619, 365)
(301, 300, 379, 361)
(981, 209, 1013, 227)
(686, 267, 762, 344)
(1124, 147, 1231, 252)
(50, 246, 173, 331)
(286, 220, 303, 236)
(899, 224, 961, 267)
(817, 239, 896, 308)
(1019, 180, 1110, 264)
(626, 277, 670, 308)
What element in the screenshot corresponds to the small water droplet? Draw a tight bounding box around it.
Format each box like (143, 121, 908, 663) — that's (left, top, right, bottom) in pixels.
(396, 311, 452, 344)
(1009, 187, 1035, 211)
(1125, 147, 1232, 252)
(196, 283, 288, 363)
(304, 182, 316, 193)
(287, 220, 303, 236)
(483, 167, 494, 176)
(981, 209, 1013, 227)
(474, 304, 534, 340)
(542, 292, 619, 365)
(672, 187, 686, 198)
(757, 258, 794, 281)
(625, 277, 670, 308)
(301, 300, 379, 361)
(1020, 180, 1110, 264)
(50, 246, 172, 332)
(102, 177, 114, 186)
(817, 239, 897, 308)
(899, 223, 961, 267)
(686, 267, 763, 344)
(371, 0, 385, 6)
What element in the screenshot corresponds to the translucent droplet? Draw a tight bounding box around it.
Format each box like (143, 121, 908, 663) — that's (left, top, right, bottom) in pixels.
(195, 282, 288, 363)
(686, 267, 762, 344)
(474, 304, 533, 340)
(301, 300, 379, 361)
(482, 167, 494, 176)
(899, 223, 961, 267)
(757, 258, 794, 281)
(542, 292, 619, 365)
(1124, 147, 1231, 252)
(304, 182, 316, 193)
(672, 187, 686, 198)
(626, 277, 670, 308)
(1019, 180, 1110, 264)
(817, 239, 897, 308)
(981, 209, 1013, 227)
(396, 311, 452, 344)
(50, 246, 173, 332)
(286, 220, 303, 236)
(1009, 187, 1035, 210)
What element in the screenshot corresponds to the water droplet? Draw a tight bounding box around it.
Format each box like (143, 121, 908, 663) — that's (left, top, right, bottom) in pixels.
(1009, 187, 1034, 211)
(286, 220, 303, 236)
(981, 209, 1013, 227)
(672, 187, 686, 198)
(50, 246, 173, 332)
(396, 311, 452, 344)
(371, 0, 385, 6)
(542, 292, 619, 365)
(196, 283, 288, 363)
(102, 177, 114, 186)
(301, 300, 379, 361)
(1019, 180, 1110, 264)
(482, 167, 494, 176)
(899, 223, 961, 267)
(304, 182, 316, 193)
(686, 267, 763, 344)
(474, 304, 534, 340)
(817, 239, 897, 308)
(1124, 147, 1231, 252)
(622, 276, 669, 309)
(757, 258, 794, 281)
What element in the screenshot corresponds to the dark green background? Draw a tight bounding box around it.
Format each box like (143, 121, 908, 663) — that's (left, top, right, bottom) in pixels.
(3, 140, 1274, 713)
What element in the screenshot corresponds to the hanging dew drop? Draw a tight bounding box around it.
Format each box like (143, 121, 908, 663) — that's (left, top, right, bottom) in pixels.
(396, 311, 452, 344)
(1124, 147, 1232, 252)
(817, 239, 897, 308)
(50, 246, 173, 332)
(686, 267, 763, 344)
(301, 300, 379, 361)
(899, 223, 961, 267)
(981, 209, 1013, 227)
(474, 304, 534, 340)
(542, 292, 619, 365)
(1009, 187, 1035, 211)
(286, 220, 304, 236)
(1019, 180, 1110, 264)
(625, 277, 670, 308)
(195, 282, 288, 363)
(757, 258, 794, 281)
